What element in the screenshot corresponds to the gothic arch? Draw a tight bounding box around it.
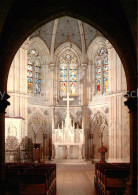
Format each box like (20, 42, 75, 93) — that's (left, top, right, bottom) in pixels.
(55, 42, 82, 65)
(87, 36, 107, 64)
(89, 111, 109, 161)
(29, 37, 50, 65)
(0, 3, 136, 193)
(56, 111, 82, 129)
(28, 110, 49, 134)
(90, 111, 108, 134)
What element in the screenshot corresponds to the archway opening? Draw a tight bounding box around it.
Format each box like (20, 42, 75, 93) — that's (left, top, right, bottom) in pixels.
(5, 16, 130, 164)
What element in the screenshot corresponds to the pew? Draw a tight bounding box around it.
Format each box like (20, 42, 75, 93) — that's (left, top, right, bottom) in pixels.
(20, 173, 47, 195)
(5, 162, 56, 195)
(94, 163, 130, 195)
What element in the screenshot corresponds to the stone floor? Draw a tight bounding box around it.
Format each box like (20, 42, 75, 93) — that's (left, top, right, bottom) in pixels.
(56, 164, 97, 195)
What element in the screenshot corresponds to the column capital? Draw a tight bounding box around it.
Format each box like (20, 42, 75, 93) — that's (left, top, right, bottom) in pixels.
(0, 92, 10, 113)
(49, 63, 56, 71)
(124, 91, 137, 113)
(81, 64, 88, 71)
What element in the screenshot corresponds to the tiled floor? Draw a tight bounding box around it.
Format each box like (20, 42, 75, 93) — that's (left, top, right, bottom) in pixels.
(56, 164, 97, 195)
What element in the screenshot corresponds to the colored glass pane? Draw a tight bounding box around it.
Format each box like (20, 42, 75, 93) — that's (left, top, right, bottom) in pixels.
(59, 50, 78, 96)
(103, 57, 109, 92)
(96, 79, 101, 93)
(95, 60, 101, 94)
(28, 49, 41, 94)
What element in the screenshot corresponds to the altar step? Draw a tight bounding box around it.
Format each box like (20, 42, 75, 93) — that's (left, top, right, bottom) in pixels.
(47, 159, 92, 165)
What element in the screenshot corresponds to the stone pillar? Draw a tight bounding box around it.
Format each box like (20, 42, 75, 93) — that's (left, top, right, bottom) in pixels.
(89, 133, 94, 159)
(107, 43, 130, 162)
(81, 64, 88, 160)
(91, 64, 95, 98)
(43, 134, 48, 159)
(124, 91, 137, 195)
(41, 65, 46, 97)
(48, 63, 56, 160)
(49, 63, 55, 105)
(0, 92, 10, 194)
(6, 39, 29, 138)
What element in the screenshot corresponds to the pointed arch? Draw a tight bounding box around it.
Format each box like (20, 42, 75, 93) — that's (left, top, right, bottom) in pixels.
(90, 111, 108, 134)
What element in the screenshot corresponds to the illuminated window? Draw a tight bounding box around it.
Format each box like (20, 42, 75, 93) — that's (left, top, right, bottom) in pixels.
(95, 47, 109, 94)
(28, 49, 41, 94)
(59, 50, 78, 96)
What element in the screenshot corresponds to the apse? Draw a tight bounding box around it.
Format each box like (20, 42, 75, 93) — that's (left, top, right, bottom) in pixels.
(5, 16, 130, 163)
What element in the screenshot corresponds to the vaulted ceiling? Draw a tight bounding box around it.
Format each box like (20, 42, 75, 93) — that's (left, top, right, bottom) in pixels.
(30, 16, 102, 52)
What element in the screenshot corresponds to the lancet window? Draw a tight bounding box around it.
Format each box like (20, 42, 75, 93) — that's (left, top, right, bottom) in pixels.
(95, 47, 109, 94)
(27, 48, 41, 94)
(59, 50, 78, 97)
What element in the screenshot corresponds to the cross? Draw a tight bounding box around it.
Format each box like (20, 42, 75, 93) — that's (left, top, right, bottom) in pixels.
(63, 57, 74, 125)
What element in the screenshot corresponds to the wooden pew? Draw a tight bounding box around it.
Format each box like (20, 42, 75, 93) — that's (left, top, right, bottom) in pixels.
(94, 163, 130, 195)
(20, 173, 47, 195)
(5, 162, 56, 195)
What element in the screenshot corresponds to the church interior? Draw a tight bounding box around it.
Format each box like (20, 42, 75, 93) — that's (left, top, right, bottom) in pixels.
(5, 16, 130, 194)
(0, 1, 137, 195)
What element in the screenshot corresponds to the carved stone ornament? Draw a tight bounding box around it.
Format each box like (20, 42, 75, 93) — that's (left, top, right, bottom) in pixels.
(81, 64, 88, 71)
(124, 91, 137, 113)
(49, 63, 55, 71)
(0, 92, 10, 113)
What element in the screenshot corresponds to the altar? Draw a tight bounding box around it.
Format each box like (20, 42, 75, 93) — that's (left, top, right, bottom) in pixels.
(52, 123, 84, 159)
(52, 58, 84, 159)
(54, 143, 83, 159)
(52, 98, 84, 160)
(52, 113, 84, 159)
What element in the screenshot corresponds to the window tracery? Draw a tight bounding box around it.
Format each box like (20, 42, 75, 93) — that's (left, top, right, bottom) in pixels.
(95, 47, 109, 94)
(27, 49, 41, 94)
(59, 50, 78, 97)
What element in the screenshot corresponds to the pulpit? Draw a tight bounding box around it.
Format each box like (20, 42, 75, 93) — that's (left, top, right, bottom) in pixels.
(98, 144, 107, 163)
(33, 143, 41, 163)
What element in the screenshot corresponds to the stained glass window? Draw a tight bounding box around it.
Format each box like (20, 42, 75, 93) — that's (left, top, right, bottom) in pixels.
(95, 60, 101, 94)
(95, 47, 109, 94)
(27, 49, 41, 94)
(59, 50, 78, 96)
(103, 57, 109, 92)
(27, 60, 33, 93)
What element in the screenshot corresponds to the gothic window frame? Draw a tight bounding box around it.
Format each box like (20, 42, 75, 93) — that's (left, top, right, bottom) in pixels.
(58, 49, 79, 97)
(27, 48, 42, 95)
(95, 47, 109, 95)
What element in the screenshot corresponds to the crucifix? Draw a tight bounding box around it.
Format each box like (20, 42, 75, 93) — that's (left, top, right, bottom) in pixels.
(63, 59, 74, 130)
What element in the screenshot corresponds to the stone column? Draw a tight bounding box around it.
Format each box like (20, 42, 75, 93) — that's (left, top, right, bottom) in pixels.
(107, 43, 130, 162)
(0, 92, 10, 194)
(43, 134, 48, 159)
(41, 65, 46, 97)
(124, 91, 137, 195)
(91, 64, 95, 98)
(89, 133, 94, 159)
(49, 63, 56, 105)
(48, 63, 56, 160)
(81, 64, 88, 159)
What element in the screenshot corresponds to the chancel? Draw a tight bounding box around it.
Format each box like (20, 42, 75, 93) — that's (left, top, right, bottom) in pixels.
(4, 16, 131, 195)
(52, 50, 84, 159)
